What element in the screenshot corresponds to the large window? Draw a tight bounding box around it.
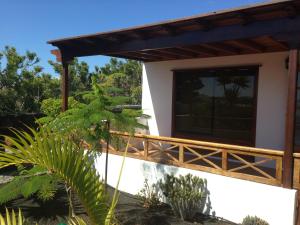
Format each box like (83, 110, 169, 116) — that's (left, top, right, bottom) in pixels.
(173, 66, 258, 146)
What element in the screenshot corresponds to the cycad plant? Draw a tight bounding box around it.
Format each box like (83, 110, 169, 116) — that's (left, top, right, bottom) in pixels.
(0, 128, 117, 225)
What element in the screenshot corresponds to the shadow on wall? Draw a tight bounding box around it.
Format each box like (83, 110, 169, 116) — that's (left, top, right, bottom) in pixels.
(140, 161, 215, 216)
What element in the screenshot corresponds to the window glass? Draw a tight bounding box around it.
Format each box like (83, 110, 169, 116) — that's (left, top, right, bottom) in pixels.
(174, 67, 258, 145)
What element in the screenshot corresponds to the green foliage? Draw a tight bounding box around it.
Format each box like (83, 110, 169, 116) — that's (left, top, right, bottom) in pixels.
(158, 173, 208, 221)
(0, 166, 60, 204)
(0, 46, 142, 116)
(39, 75, 147, 150)
(0, 128, 111, 225)
(136, 179, 162, 209)
(49, 58, 92, 97)
(40, 97, 82, 117)
(242, 216, 269, 225)
(0, 46, 60, 115)
(94, 58, 142, 104)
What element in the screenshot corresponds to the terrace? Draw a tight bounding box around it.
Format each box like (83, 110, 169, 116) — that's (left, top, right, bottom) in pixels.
(48, 0, 300, 224)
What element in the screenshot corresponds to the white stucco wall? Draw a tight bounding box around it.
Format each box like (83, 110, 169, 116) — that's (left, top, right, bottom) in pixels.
(142, 52, 289, 150)
(96, 153, 297, 225)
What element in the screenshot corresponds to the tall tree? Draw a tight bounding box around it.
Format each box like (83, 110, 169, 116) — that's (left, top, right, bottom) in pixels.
(0, 46, 60, 115)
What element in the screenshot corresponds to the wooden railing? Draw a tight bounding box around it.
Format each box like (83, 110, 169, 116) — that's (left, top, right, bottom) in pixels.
(293, 153, 300, 189)
(108, 131, 284, 186)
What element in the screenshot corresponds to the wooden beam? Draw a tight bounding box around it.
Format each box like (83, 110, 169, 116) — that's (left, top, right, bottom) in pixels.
(176, 46, 216, 57)
(283, 49, 299, 188)
(193, 19, 213, 31)
(202, 43, 240, 54)
(159, 48, 197, 58)
(121, 52, 158, 61)
(160, 24, 180, 35)
(139, 50, 175, 60)
(154, 49, 188, 58)
(50, 49, 62, 62)
(285, 5, 298, 18)
(57, 16, 300, 58)
(172, 47, 199, 57)
(61, 62, 69, 112)
(149, 49, 181, 59)
(107, 53, 144, 61)
(236, 12, 253, 25)
(264, 36, 289, 50)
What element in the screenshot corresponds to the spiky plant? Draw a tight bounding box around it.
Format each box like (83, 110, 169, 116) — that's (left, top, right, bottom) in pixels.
(0, 208, 88, 225)
(0, 128, 115, 225)
(0, 209, 25, 225)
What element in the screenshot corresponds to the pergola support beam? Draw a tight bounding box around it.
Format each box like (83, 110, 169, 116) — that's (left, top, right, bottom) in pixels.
(283, 49, 299, 188)
(61, 61, 69, 112)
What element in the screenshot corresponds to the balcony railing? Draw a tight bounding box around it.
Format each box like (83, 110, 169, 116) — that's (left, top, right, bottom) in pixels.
(108, 131, 284, 187)
(293, 153, 300, 189)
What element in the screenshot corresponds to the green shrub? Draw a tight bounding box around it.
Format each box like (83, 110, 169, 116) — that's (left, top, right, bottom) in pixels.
(136, 179, 161, 209)
(158, 173, 208, 221)
(242, 215, 269, 225)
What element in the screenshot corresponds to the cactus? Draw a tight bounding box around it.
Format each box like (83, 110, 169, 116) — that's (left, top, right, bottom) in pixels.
(158, 173, 208, 221)
(242, 215, 269, 225)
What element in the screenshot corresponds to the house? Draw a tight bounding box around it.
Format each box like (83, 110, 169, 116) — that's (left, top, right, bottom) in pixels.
(48, 0, 300, 224)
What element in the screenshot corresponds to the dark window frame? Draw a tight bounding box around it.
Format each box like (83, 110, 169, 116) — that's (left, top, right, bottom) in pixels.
(171, 65, 259, 147)
(293, 60, 300, 153)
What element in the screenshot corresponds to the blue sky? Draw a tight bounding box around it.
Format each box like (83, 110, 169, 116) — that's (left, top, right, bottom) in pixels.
(0, 0, 266, 75)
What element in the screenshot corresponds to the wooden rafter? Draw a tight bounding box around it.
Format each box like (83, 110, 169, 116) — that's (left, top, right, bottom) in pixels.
(228, 39, 265, 53)
(201, 43, 240, 54)
(147, 49, 179, 59)
(264, 36, 289, 50)
(134, 50, 174, 60)
(154, 49, 189, 58)
(176, 46, 216, 57)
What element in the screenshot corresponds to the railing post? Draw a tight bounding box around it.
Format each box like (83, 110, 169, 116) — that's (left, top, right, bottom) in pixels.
(275, 157, 283, 185)
(144, 138, 148, 159)
(179, 145, 184, 164)
(222, 150, 228, 170)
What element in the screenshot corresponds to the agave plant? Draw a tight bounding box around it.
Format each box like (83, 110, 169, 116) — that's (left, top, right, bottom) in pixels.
(0, 128, 118, 225)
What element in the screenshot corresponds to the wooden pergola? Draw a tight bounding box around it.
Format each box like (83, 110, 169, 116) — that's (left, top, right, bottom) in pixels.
(48, 0, 300, 190)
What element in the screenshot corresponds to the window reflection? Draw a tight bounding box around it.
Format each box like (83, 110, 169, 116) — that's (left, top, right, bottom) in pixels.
(174, 67, 258, 145)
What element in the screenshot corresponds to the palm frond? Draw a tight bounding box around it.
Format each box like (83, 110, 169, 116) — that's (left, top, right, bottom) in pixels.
(0, 128, 108, 225)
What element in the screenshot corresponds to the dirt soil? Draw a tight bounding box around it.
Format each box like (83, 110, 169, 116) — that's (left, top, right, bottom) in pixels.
(108, 187, 237, 225)
(0, 169, 237, 225)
